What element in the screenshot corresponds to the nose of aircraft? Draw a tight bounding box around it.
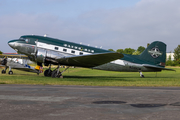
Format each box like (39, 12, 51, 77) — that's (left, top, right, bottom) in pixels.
(8, 40, 17, 49)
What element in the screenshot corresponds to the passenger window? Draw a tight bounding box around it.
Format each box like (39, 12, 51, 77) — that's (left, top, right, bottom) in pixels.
(55, 47, 58, 50)
(63, 49, 67, 52)
(71, 50, 75, 54)
(79, 52, 83, 55)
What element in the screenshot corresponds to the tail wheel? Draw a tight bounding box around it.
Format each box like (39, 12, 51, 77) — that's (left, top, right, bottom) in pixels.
(141, 75, 144, 78)
(8, 71, 13, 75)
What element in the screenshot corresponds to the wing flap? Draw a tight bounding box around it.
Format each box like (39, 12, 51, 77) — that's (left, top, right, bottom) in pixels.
(56, 52, 124, 67)
(143, 64, 175, 71)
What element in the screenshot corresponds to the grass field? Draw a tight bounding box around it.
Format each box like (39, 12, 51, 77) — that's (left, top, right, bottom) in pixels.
(0, 67, 180, 87)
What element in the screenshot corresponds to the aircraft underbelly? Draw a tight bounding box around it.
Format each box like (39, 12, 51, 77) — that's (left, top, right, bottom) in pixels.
(93, 60, 159, 72)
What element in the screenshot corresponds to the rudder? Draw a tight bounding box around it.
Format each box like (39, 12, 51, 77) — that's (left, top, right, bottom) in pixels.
(139, 41, 166, 67)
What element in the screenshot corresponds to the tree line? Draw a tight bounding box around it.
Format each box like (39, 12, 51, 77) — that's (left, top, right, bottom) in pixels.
(108, 46, 145, 55)
(166, 45, 180, 66)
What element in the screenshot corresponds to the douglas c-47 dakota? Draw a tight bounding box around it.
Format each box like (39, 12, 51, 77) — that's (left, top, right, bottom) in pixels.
(8, 35, 174, 78)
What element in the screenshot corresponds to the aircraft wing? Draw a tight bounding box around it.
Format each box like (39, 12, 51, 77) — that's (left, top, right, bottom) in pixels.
(0, 54, 28, 59)
(55, 52, 124, 67)
(142, 64, 175, 71)
(12, 68, 40, 73)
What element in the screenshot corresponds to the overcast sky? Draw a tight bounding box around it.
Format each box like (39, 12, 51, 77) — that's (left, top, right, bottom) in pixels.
(0, 0, 180, 53)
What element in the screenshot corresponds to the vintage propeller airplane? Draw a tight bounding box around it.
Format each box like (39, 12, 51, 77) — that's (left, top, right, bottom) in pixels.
(0, 53, 43, 75)
(7, 35, 174, 78)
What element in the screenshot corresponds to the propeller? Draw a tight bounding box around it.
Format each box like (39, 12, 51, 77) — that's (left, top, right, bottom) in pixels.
(1, 57, 7, 65)
(34, 39, 38, 54)
(33, 39, 38, 61)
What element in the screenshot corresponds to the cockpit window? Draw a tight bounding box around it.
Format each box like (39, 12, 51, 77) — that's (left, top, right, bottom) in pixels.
(19, 37, 26, 41)
(25, 39, 29, 43)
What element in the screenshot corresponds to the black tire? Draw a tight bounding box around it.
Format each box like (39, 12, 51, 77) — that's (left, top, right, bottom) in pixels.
(51, 70, 58, 78)
(141, 75, 144, 78)
(44, 69, 52, 77)
(1, 70, 6, 74)
(8, 71, 13, 75)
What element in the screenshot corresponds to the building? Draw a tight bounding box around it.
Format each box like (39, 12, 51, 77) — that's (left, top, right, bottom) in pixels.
(166, 53, 174, 61)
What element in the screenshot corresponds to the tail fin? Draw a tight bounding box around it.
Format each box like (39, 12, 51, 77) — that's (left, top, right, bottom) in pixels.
(139, 41, 166, 67)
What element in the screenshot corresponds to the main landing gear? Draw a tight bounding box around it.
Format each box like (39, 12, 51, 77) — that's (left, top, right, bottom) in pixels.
(44, 64, 52, 77)
(44, 64, 69, 78)
(139, 72, 144, 78)
(1, 66, 13, 75)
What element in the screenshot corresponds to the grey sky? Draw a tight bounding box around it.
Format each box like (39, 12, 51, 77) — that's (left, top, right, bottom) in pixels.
(0, 0, 179, 52)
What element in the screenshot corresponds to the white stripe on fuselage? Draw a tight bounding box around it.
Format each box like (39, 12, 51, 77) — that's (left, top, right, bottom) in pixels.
(37, 41, 91, 56)
(37, 41, 128, 65)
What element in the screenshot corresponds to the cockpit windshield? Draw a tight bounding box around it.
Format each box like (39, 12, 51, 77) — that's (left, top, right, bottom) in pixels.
(19, 37, 26, 41)
(19, 37, 30, 43)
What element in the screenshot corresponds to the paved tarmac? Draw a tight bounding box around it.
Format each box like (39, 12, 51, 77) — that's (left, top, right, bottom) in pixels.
(0, 85, 180, 120)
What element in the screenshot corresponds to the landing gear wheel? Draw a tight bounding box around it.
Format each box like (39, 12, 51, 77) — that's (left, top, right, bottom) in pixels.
(139, 72, 144, 78)
(51, 70, 62, 78)
(141, 75, 144, 78)
(1, 70, 6, 74)
(8, 71, 13, 75)
(44, 69, 52, 77)
(51, 70, 57, 78)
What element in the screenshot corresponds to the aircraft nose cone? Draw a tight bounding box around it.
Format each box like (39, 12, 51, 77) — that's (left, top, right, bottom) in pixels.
(8, 40, 16, 49)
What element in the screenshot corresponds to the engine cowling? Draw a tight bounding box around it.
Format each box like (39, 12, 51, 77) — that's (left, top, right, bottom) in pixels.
(35, 48, 65, 65)
(46, 50, 65, 59)
(1, 58, 7, 65)
(36, 48, 46, 63)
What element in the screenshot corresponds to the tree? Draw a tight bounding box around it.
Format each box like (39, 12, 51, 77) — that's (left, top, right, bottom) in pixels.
(123, 48, 135, 55)
(132, 50, 141, 55)
(0, 50, 2, 54)
(174, 45, 180, 64)
(116, 49, 124, 53)
(108, 49, 115, 52)
(137, 46, 145, 53)
(147, 43, 150, 47)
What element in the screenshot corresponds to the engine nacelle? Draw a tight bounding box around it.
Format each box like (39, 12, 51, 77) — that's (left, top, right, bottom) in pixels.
(36, 48, 46, 63)
(35, 49, 65, 65)
(46, 50, 65, 59)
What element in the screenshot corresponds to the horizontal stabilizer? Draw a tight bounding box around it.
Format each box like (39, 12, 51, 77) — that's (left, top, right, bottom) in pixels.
(143, 64, 175, 71)
(56, 52, 124, 67)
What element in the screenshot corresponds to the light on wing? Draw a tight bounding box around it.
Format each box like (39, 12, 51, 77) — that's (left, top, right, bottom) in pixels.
(56, 52, 124, 67)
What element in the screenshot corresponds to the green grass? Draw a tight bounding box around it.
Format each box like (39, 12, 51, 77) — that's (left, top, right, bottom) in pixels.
(0, 67, 180, 87)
